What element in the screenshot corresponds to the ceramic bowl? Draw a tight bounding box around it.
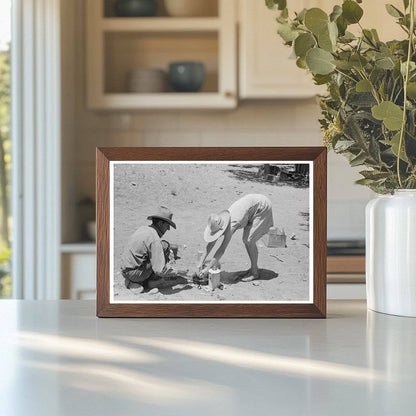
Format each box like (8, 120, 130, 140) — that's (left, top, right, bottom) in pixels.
(127, 68, 167, 93)
(168, 62, 205, 93)
(114, 0, 158, 17)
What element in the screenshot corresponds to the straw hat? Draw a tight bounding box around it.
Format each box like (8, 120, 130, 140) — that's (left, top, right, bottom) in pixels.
(204, 211, 230, 242)
(147, 206, 176, 229)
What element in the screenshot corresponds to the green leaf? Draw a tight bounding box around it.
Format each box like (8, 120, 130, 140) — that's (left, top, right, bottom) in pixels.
(375, 56, 395, 70)
(350, 53, 368, 69)
(382, 132, 409, 162)
(401, 61, 416, 76)
(266, 0, 287, 11)
(344, 113, 368, 147)
(306, 48, 335, 75)
(356, 79, 372, 92)
(334, 139, 355, 152)
(294, 33, 315, 57)
(362, 29, 375, 44)
(385, 4, 403, 18)
(333, 59, 353, 70)
(403, 0, 410, 9)
(349, 92, 377, 107)
(328, 21, 338, 45)
(342, 0, 363, 24)
(330, 5, 343, 22)
(277, 23, 299, 42)
(359, 170, 391, 180)
(356, 178, 377, 185)
(369, 137, 381, 162)
(339, 31, 356, 43)
(318, 32, 333, 52)
(407, 82, 416, 99)
(336, 15, 348, 36)
(372, 101, 404, 130)
(313, 74, 332, 85)
(318, 22, 338, 52)
(350, 152, 368, 167)
(371, 29, 380, 42)
(295, 8, 307, 22)
(304, 8, 329, 35)
(296, 57, 307, 69)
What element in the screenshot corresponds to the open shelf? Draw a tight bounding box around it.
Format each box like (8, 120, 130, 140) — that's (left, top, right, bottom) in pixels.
(86, 0, 236, 109)
(103, 0, 219, 18)
(61, 242, 96, 254)
(104, 31, 218, 94)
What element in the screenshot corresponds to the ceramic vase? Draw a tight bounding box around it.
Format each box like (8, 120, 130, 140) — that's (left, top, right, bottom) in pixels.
(366, 190, 416, 317)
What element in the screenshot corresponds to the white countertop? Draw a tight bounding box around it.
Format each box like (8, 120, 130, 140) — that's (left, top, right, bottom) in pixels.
(0, 300, 415, 415)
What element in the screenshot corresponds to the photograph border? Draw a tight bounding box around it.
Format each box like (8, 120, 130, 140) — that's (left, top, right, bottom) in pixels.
(97, 147, 327, 318)
(109, 160, 314, 305)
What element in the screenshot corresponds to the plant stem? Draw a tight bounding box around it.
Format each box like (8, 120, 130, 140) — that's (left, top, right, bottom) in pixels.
(334, 68, 357, 83)
(397, 0, 415, 188)
(358, 69, 380, 104)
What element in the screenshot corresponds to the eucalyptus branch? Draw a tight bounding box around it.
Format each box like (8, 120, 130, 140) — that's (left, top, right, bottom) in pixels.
(267, 0, 416, 193)
(334, 68, 358, 83)
(358, 69, 381, 104)
(390, 79, 398, 101)
(397, 0, 415, 188)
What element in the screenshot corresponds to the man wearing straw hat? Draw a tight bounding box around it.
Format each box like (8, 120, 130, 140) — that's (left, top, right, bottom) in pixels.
(121, 206, 179, 293)
(198, 194, 274, 282)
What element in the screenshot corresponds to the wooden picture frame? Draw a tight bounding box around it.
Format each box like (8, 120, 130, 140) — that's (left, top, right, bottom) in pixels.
(96, 147, 327, 318)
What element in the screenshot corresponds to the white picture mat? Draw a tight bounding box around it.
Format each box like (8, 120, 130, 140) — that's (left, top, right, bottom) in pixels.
(109, 160, 314, 304)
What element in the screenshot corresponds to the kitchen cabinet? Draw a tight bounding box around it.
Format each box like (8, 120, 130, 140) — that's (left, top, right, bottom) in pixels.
(61, 244, 96, 300)
(238, 0, 404, 99)
(86, 0, 237, 109)
(60, 246, 366, 300)
(239, 0, 326, 99)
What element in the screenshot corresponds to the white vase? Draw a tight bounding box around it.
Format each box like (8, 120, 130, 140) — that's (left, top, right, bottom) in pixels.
(366, 190, 416, 317)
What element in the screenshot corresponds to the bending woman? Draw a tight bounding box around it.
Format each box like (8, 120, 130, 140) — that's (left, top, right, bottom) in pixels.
(198, 194, 274, 282)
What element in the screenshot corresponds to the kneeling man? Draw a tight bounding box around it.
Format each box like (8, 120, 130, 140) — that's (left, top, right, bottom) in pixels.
(121, 206, 178, 293)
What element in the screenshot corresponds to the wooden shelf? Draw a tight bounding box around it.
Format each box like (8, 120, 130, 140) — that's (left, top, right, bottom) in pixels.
(327, 256, 365, 274)
(101, 17, 221, 32)
(89, 92, 235, 110)
(61, 242, 96, 254)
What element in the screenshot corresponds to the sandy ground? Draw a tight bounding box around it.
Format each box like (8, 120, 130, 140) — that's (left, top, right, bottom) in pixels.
(113, 163, 310, 302)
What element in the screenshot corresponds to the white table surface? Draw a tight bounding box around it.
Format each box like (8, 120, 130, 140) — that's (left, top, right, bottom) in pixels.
(0, 300, 415, 416)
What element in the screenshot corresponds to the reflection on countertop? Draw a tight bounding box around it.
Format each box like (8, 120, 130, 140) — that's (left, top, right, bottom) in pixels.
(0, 300, 415, 415)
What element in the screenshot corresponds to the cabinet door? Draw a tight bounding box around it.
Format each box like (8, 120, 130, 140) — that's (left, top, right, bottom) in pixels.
(239, 0, 403, 99)
(239, 0, 322, 99)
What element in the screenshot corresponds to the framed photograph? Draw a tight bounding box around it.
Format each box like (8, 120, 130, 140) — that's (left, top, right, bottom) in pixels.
(96, 147, 327, 318)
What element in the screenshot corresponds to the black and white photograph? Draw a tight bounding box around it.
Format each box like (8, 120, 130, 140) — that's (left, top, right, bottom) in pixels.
(110, 161, 313, 304)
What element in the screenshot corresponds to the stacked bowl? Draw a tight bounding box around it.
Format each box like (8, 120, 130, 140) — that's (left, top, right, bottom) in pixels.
(164, 0, 217, 17)
(127, 68, 167, 93)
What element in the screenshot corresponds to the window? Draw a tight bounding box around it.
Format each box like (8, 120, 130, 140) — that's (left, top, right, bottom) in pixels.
(0, 0, 11, 298)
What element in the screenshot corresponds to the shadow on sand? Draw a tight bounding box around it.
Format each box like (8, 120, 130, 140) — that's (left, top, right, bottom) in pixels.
(221, 268, 278, 285)
(225, 166, 309, 189)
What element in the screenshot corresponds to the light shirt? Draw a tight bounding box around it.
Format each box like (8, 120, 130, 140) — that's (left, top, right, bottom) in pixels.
(121, 226, 166, 275)
(228, 194, 271, 230)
